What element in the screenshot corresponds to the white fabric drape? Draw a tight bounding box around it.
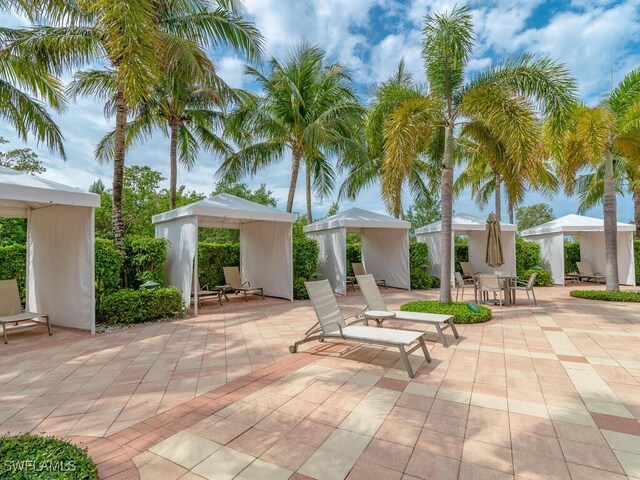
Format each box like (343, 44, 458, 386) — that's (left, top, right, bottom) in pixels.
(580, 231, 635, 286)
(27, 205, 94, 332)
(528, 233, 564, 285)
(419, 232, 442, 278)
(155, 216, 198, 307)
(307, 228, 347, 295)
(240, 221, 293, 299)
(362, 228, 410, 289)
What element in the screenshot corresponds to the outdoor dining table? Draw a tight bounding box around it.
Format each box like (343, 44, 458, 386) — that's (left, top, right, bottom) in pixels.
(474, 274, 517, 306)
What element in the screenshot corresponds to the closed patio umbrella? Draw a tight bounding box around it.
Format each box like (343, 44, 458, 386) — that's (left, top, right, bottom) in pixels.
(485, 213, 504, 269)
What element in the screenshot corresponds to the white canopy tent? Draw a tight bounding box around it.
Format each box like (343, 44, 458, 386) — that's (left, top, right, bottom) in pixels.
(521, 214, 636, 286)
(0, 166, 99, 333)
(303, 207, 410, 295)
(416, 213, 517, 284)
(153, 193, 295, 312)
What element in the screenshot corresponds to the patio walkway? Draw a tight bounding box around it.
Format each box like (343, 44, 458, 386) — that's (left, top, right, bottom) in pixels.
(1, 286, 640, 479)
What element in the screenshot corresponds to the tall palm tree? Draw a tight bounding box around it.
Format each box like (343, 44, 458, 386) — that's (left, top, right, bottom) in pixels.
(555, 69, 640, 291)
(218, 43, 365, 222)
(339, 61, 438, 217)
(5, 0, 262, 250)
(380, 6, 576, 302)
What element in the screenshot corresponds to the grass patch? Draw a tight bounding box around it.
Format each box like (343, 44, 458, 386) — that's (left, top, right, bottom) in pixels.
(400, 300, 492, 324)
(570, 290, 640, 302)
(0, 433, 98, 479)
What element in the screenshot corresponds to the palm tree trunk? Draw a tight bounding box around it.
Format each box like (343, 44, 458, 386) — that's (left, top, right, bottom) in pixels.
(112, 88, 128, 251)
(634, 189, 640, 237)
(287, 147, 303, 213)
(508, 200, 515, 224)
(305, 163, 313, 223)
(495, 173, 501, 220)
(169, 123, 178, 210)
(439, 124, 454, 303)
(603, 149, 619, 291)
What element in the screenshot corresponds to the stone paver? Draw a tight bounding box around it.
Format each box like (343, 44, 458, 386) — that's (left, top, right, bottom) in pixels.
(2, 285, 640, 479)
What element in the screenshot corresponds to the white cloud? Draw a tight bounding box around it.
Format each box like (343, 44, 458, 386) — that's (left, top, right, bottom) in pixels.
(217, 56, 248, 89)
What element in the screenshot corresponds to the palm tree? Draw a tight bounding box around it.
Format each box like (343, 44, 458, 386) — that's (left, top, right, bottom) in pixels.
(5, 0, 262, 250)
(218, 43, 365, 222)
(0, 23, 66, 157)
(339, 61, 438, 217)
(555, 69, 640, 291)
(380, 6, 576, 302)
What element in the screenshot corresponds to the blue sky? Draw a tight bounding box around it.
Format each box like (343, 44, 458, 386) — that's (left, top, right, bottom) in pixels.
(1, 0, 639, 223)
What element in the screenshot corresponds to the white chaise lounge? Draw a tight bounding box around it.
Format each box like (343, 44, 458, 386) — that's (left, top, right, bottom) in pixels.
(0, 279, 51, 344)
(289, 279, 431, 378)
(356, 274, 459, 347)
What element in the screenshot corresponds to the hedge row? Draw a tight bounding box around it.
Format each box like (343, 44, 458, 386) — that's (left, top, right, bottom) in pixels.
(98, 287, 184, 324)
(401, 300, 492, 324)
(515, 238, 553, 287)
(0, 243, 26, 303)
(570, 290, 640, 302)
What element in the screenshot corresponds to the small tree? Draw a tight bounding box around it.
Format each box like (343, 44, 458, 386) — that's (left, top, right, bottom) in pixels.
(516, 204, 555, 231)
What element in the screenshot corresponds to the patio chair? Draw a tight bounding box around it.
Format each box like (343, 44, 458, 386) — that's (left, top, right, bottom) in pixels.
(460, 262, 475, 279)
(223, 267, 265, 301)
(576, 261, 606, 284)
(289, 280, 431, 378)
(352, 262, 386, 288)
(454, 272, 473, 301)
(192, 278, 222, 307)
(0, 279, 51, 344)
(476, 274, 504, 306)
(514, 272, 538, 306)
(355, 274, 459, 347)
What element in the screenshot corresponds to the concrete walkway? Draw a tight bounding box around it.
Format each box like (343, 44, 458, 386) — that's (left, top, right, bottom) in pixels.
(1, 286, 639, 479)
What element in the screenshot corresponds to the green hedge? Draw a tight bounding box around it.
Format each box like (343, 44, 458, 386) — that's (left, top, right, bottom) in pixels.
(635, 240, 640, 285)
(454, 243, 469, 274)
(199, 243, 240, 288)
(520, 268, 553, 286)
(98, 287, 184, 325)
(564, 241, 581, 274)
(401, 300, 492, 324)
(293, 237, 319, 300)
(570, 290, 640, 302)
(0, 433, 98, 479)
(345, 243, 362, 276)
(124, 236, 167, 288)
(0, 243, 26, 304)
(409, 241, 431, 289)
(515, 237, 552, 287)
(95, 238, 123, 306)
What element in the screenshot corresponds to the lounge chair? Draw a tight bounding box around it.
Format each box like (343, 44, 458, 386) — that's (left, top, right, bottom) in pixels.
(0, 279, 51, 344)
(576, 261, 606, 284)
(289, 280, 431, 378)
(192, 278, 223, 307)
(223, 266, 265, 301)
(460, 261, 475, 279)
(352, 262, 386, 288)
(355, 274, 459, 347)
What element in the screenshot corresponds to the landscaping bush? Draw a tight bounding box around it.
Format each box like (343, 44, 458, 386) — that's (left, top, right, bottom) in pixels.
(520, 268, 553, 287)
(410, 268, 431, 289)
(570, 290, 640, 302)
(515, 237, 540, 273)
(401, 300, 492, 324)
(635, 239, 640, 285)
(198, 243, 240, 287)
(293, 278, 309, 300)
(454, 242, 469, 274)
(0, 433, 97, 479)
(345, 243, 362, 276)
(564, 240, 581, 274)
(0, 243, 26, 304)
(95, 238, 123, 306)
(124, 236, 167, 288)
(294, 237, 319, 280)
(98, 287, 183, 325)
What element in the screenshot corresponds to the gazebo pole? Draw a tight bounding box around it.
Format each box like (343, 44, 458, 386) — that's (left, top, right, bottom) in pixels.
(194, 216, 199, 316)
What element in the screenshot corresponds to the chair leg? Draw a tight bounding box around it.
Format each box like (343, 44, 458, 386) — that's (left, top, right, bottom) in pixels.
(532, 288, 537, 306)
(45, 315, 51, 336)
(435, 323, 448, 347)
(455, 287, 459, 302)
(448, 319, 460, 339)
(2, 323, 7, 344)
(419, 336, 432, 362)
(526, 290, 531, 306)
(398, 346, 415, 378)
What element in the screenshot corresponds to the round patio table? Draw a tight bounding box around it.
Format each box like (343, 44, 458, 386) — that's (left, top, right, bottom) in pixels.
(363, 310, 396, 326)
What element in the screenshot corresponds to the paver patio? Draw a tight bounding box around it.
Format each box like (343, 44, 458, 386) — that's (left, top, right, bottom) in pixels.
(1, 286, 640, 479)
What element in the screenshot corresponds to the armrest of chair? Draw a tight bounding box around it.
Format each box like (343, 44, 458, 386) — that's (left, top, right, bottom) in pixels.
(242, 281, 251, 287)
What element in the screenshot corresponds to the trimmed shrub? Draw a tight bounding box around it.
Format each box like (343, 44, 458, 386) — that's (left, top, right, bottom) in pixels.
(430, 275, 440, 289)
(401, 300, 492, 324)
(410, 268, 431, 289)
(293, 278, 309, 300)
(98, 287, 184, 325)
(570, 290, 640, 302)
(454, 243, 469, 274)
(0, 433, 97, 479)
(345, 243, 362, 276)
(198, 243, 240, 287)
(515, 237, 540, 273)
(95, 238, 123, 306)
(124, 236, 167, 288)
(520, 268, 553, 287)
(0, 243, 26, 303)
(635, 239, 640, 285)
(294, 237, 319, 280)
(564, 240, 580, 274)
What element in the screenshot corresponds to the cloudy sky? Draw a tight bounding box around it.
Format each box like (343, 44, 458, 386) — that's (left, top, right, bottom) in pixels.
(1, 0, 639, 222)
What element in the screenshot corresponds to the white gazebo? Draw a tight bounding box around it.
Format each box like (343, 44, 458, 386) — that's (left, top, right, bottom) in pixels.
(153, 193, 295, 311)
(303, 207, 410, 295)
(416, 213, 517, 284)
(0, 166, 100, 333)
(521, 214, 636, 286)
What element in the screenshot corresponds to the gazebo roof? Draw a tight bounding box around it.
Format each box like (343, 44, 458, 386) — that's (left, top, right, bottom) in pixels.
(0, 166, 100, 217)
(303, 207, 410, 233)
(416, 213, 516, 235)
(521, 214, 635, 236)
(152, 193, 295, 228)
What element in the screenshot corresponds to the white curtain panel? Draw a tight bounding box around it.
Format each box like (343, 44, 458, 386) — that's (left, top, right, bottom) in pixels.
(307, 228, 347, 295)
(27, 205, 94, 331)
(528, 233, 565, 285)
(362, 228, 410, 289)
(240, 221, 293, 299)
(580, 231, 635, 285)
(155, 216, 198, 307)
(417, 232, 442, 278)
